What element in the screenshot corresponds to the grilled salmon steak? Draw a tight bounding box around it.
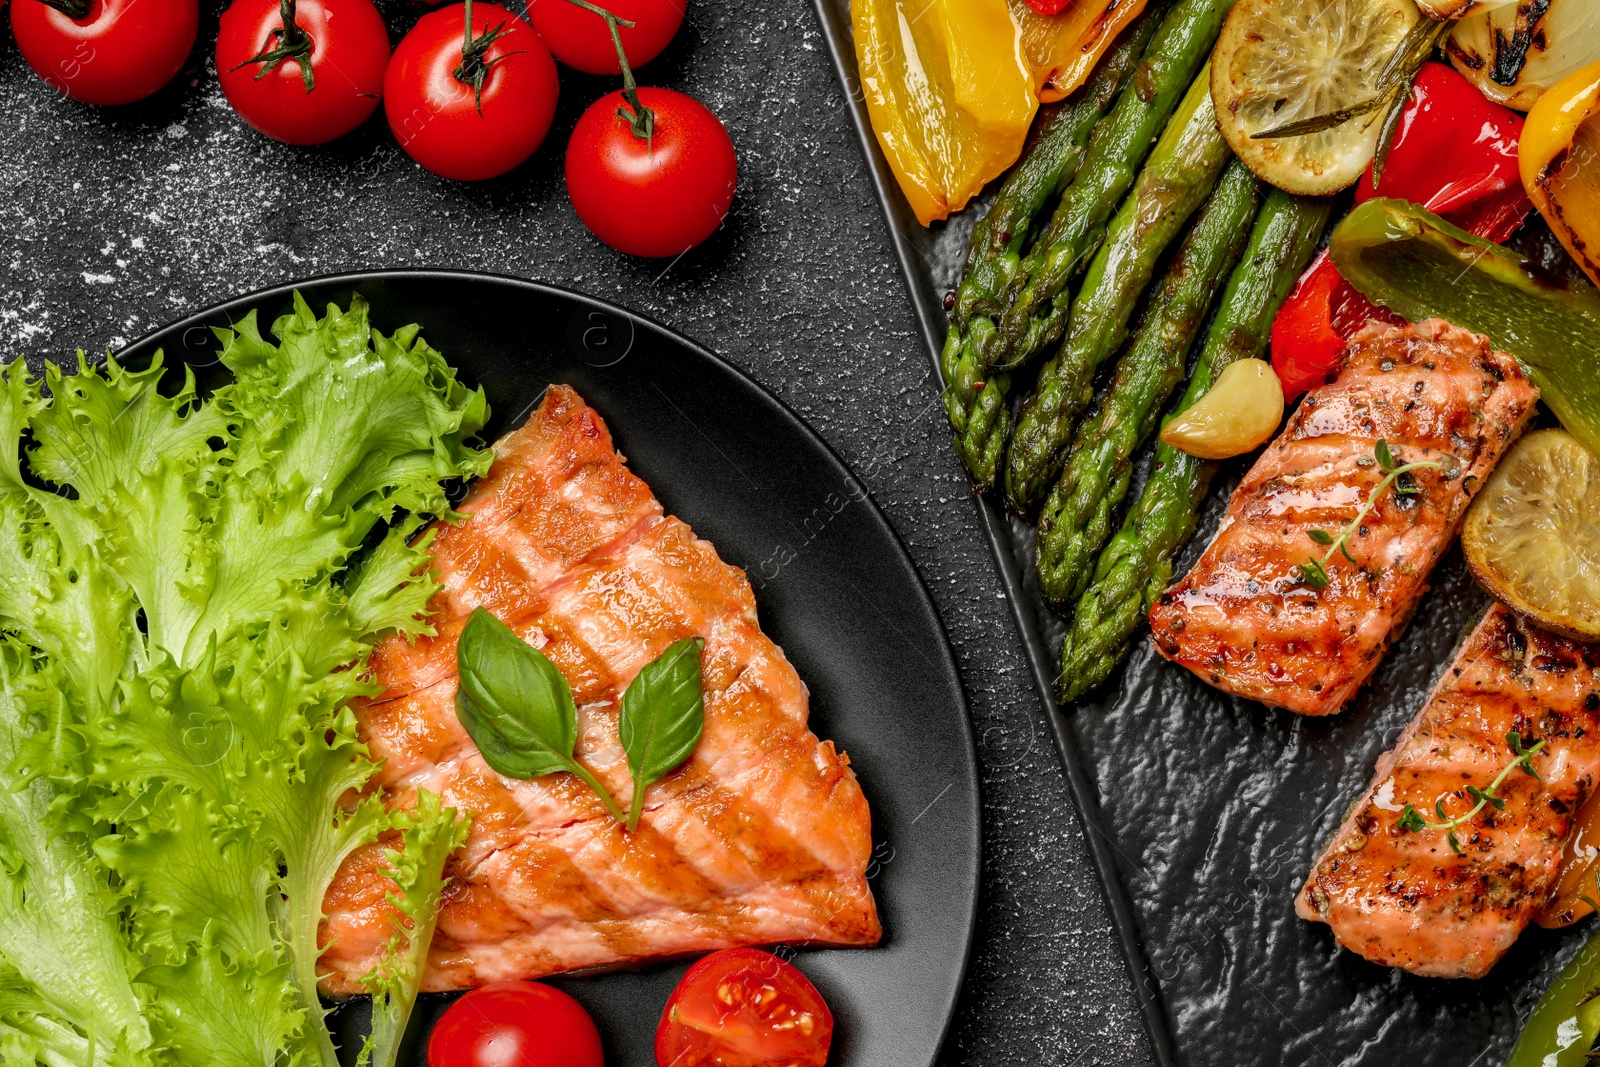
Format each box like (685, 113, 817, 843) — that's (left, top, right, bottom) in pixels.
(1148, 319, 1537, 715)
(1297, 604, 1600, 978)
(318, 385, 881, 993)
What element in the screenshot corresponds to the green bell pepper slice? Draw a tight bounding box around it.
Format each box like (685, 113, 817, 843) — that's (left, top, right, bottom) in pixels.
(1329, 198, 1600, 460)
(1507, 934, 1600, 1067)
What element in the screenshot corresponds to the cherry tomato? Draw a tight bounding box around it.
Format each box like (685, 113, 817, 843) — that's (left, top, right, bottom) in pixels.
(385, 2, 560, 181)
(526, 0, 684, 75)
(427, 980, 603, 1067)
(10, 0, 198, 106)
(566, 87, 737, 258)
(655, 948, 833, 1067)
(217, 0, 390, 146)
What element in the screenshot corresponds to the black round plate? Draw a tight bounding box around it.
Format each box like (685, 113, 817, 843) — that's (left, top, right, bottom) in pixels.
(116, 270, 981, 1067)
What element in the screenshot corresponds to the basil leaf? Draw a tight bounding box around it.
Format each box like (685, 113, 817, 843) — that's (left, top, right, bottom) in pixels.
(619, 637, 706, 831)
(454, 690, 550, 780)
(455, 607, 575, 779)
(454, 608, 628, 822)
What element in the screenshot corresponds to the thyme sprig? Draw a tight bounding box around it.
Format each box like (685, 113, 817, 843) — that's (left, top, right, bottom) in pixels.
(1397, 731, 1546, 855)
(1298, 439, 1461, 590)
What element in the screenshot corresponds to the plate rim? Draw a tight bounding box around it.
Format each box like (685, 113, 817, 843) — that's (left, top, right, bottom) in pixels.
(109, 266, 983, 1066)
(802, 5, 1181, 1065)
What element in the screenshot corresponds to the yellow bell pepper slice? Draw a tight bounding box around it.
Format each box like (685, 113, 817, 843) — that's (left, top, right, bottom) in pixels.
(938, 0, 1037, 132)
(853, 0, 1033, 224)
(1014, 0, 1149, 103)
(851, 0, 1147, 225)
(1521, 58, 1600, 289)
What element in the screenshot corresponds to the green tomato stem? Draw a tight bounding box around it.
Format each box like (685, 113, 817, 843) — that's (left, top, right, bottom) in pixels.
(35, 0, 91, 18)
(454, 0, 523, 112)
(561, 0, 656, 147)
(230, 0, 316, 92)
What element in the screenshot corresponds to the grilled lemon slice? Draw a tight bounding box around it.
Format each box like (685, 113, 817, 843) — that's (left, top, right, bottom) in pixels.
(1210, 0, 1421, 195)
(1462, 428, 1600, 641)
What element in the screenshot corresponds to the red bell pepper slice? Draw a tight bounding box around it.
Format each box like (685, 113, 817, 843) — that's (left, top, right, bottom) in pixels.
(1270, 63, 1532, 400)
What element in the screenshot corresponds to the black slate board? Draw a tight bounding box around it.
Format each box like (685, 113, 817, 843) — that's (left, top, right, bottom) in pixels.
(116, 271, 981, 1067)
(806, 6, 1595, 1065)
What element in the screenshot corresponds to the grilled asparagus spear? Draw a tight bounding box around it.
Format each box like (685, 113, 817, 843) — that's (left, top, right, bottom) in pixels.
(1056, 190, 1332, 703)
(940, 10, 1164, 490)
(1035, 159, 1261, 608)
(938, 354, 1010, 492)
(988, 0, 1236, 373)
(1005, 66, 1231, 514)
(954, 9, 1164, 331)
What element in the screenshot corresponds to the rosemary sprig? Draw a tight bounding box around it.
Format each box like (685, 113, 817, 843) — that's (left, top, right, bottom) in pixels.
(1250, 15, 1452, 181)
(1298, 439, 1461, 590)
(1397, 731, 1547, 855)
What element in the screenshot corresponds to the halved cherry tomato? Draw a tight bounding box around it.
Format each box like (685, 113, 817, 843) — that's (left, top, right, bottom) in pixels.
(385, 1, 560, 181)
(427, 980, 603, 1067)
(566, 86, 737, 258)
(10, 0, 198, 106)
(527, 0, 684, 75)
(217, 0, 391, 146)
(655, 948, 833, 1067)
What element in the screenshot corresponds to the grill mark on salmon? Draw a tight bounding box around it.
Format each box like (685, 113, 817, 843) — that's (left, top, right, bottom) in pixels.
(1148, 320, 1537, 715)
(1297, 604, 1600, 978)
(318, 385, 880, 993)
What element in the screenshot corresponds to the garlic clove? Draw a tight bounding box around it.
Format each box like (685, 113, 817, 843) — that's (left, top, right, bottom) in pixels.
(1160, 358, 1286, 461)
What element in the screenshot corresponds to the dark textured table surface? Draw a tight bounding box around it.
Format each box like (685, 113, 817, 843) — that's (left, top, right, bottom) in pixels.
(0, 4, 1154, 1064)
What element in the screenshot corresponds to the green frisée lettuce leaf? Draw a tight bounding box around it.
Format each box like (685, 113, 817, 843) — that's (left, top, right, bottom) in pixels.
(0, 641, 157, 1067)
(358, 791, 471, 1067)
(0, 293, 490, 1066)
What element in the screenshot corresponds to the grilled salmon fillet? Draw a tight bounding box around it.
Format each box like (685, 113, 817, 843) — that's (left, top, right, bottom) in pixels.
(318, 385, 881, 994)
(1297, 604, 1600, 978)
(1148, 320, 1537, 715)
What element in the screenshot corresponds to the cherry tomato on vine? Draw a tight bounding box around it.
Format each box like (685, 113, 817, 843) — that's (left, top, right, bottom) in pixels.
(566, 86, 737, 258)
(217, 0, 390, 146)
(384, 1, 560, 181)
(527, 0, 685, 75)
(654, 948, 834, 1067)
(10, 0, 199, 106)
(426, 981, 604, 1067)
